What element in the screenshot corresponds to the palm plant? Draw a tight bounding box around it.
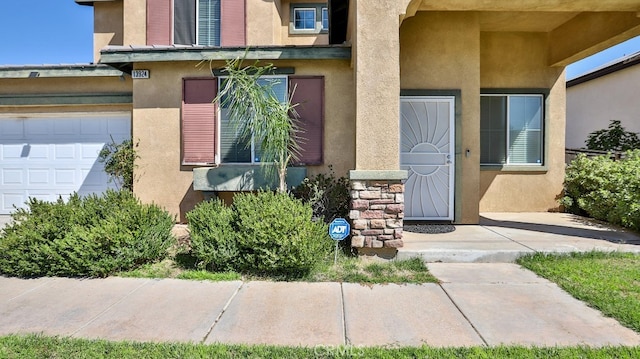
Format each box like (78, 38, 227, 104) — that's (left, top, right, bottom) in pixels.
(213, 57, 301, 192)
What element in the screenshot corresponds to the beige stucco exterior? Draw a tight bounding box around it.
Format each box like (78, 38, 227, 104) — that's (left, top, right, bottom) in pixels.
(566, 62, 640, 149)
(131, 59, 354, 221)
(399, 11, 481, 223)
(4, 0, 640, 225)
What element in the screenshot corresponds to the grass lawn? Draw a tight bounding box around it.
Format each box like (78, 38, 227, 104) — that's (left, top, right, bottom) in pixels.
(518, 251, 640, 333)
(1, 334, 639, 359)
(118, 255, 439, 284)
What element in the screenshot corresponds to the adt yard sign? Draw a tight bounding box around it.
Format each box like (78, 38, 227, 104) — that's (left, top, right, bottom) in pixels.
(329, 218, 350, 241)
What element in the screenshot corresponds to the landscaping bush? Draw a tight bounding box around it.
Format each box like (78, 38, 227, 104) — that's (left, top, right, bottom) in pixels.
(292, 167, 350, 223)
(187, 191, 332, 277)
(186, 198, 238, 272)
(233, 192, 331, 276)
(561, 150, 640, 230)
(0, 190, 174, 278)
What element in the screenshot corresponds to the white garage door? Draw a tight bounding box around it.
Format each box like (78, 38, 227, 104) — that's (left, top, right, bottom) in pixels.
(0, 112, 131, 214)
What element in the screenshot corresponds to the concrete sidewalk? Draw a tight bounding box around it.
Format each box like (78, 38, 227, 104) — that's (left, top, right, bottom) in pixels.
(1, 212, 640, 347)
(1, 263, 639, 348)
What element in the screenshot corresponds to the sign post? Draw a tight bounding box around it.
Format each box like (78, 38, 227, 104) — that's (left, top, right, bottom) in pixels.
(329, 218, 350, 265)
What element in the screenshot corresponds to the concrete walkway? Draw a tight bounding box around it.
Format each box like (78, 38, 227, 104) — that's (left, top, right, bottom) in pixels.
(1, 212, 639, 347)
(398, 212, 640, 263)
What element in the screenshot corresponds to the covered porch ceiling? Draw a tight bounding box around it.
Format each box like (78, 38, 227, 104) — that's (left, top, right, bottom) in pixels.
(400, 0, 640, 66)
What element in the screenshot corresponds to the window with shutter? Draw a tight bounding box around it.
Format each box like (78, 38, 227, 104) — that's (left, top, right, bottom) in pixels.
(182, 78, 218, 165)
(147, 0, 245, 46)
(182, 75, 324, 166)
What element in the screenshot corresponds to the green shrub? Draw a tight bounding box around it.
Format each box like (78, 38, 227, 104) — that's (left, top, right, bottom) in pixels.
(233, 192, 331, 276)
(0, 190, 174, 278)
(187, 192, 331, 277)
(562, 150, 640, 230)
(186, 199, 238, 271)
(292, 167, 350, 223)
(586, 120, 640, 152)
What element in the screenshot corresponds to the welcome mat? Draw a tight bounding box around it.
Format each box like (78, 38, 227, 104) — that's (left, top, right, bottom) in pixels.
(404, 223, 456, 234)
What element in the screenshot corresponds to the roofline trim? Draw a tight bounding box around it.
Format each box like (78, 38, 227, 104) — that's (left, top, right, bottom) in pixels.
(99, 45, 352, 65)
(0, 93, 133, 106)
(0, 64, 125, 79)
(567, 52, 640, 87)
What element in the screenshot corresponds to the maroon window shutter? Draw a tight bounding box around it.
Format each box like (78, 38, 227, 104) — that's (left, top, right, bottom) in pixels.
(182, 78, 218, 164)
(147, 0, 173, 45)
(289, 76, 324, 165)
(220, 0, 246, 46)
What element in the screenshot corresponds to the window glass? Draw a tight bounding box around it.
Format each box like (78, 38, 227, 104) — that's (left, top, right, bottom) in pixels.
(294, 8, 316, 30)
(480, 94, 543, 165)
(198, 0, 221, 46)
(219, 76, 288, 163)
(321, 7, 329, 31)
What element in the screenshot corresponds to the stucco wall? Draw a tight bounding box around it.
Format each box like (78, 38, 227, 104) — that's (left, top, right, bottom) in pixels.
(131, 59, 354, 221)
(566, 64, 640, 149)
(479, 32, 566, 212)
(399, 11, 481, 224)
(94, 1, 124, 62)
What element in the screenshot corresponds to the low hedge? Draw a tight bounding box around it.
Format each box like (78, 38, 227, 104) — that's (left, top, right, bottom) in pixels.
(187, 191, 331, 277)
(0, 190, 174, 278)
(562, 150, 640, 230)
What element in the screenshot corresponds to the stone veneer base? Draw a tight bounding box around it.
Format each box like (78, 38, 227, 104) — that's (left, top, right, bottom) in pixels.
(348, 170, 407, 252)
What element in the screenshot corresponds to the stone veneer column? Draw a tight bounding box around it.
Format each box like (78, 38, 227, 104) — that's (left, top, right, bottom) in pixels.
(348, 171, 407, 256)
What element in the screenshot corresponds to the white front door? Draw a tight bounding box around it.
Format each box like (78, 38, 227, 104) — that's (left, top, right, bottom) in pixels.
(0, 112, 131, 214)
(400, 97, 455, 220)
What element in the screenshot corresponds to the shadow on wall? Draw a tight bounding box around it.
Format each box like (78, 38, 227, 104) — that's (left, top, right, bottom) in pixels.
(179, 181, 204, 223)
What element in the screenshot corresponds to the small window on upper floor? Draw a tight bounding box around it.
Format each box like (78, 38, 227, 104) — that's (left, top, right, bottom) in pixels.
(321, 7, 329, 31)
(290, 3, 328, 35)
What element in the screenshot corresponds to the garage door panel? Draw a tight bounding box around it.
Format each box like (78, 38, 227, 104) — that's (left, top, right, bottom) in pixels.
(28, 169, 50, 185)
(0, 113, 131, 215)
(54, 144, 76, 160)
(2, 144, 26, 160)
(0, 119, 24, 138)
(2, 193, 25, 213)
(25, 119, 50, 136)
(2, 169, 24, 185)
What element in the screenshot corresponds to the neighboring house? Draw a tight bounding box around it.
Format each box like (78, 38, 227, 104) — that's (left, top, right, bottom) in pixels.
(566, 51, 640, 150)
(2, 0, 640, 256)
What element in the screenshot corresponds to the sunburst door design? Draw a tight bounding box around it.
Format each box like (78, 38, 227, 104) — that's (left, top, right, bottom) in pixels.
(400, 97, 455, 220)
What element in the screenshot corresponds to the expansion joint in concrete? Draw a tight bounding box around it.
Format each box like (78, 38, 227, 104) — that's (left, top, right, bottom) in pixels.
(201, 281, 245, 344)
(437, 283, 489, 346)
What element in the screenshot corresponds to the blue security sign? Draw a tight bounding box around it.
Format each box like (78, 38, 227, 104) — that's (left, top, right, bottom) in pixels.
(329, 218, 350, 241)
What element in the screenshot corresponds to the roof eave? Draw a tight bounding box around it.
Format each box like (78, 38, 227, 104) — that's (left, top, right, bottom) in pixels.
(0, 64, 125, 79)
(567, 53, 640, 87)
(99, 45, 352, 73)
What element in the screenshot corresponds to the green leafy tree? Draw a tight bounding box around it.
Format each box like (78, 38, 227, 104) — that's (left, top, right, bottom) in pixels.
(585, 120, 640, 152)
(98, 137, 139, 191)
(214, 57, 301, 193)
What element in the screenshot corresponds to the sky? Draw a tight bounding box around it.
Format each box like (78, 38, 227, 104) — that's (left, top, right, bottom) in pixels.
(0, 0, 639, 80)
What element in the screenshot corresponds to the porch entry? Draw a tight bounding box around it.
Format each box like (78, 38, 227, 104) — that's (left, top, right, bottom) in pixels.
(400, 96, 455, 220)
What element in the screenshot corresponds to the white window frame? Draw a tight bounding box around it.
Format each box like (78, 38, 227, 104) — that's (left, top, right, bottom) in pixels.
(289, 3, 328, 34)
(321, 7, 329, 31)
(217, 75, 289, 164)
(195, 0, 221, 46)
(293, 8, 317, 31)
(480, 93, 544, 166)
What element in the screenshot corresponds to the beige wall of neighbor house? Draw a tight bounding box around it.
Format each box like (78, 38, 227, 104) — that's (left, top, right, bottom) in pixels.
(93, 0, 124, 62)
(566, 63, 640, 149)
(479, 32, 566, 212)
(399, 11, 481, 224)
(131, 59, 354, 221)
